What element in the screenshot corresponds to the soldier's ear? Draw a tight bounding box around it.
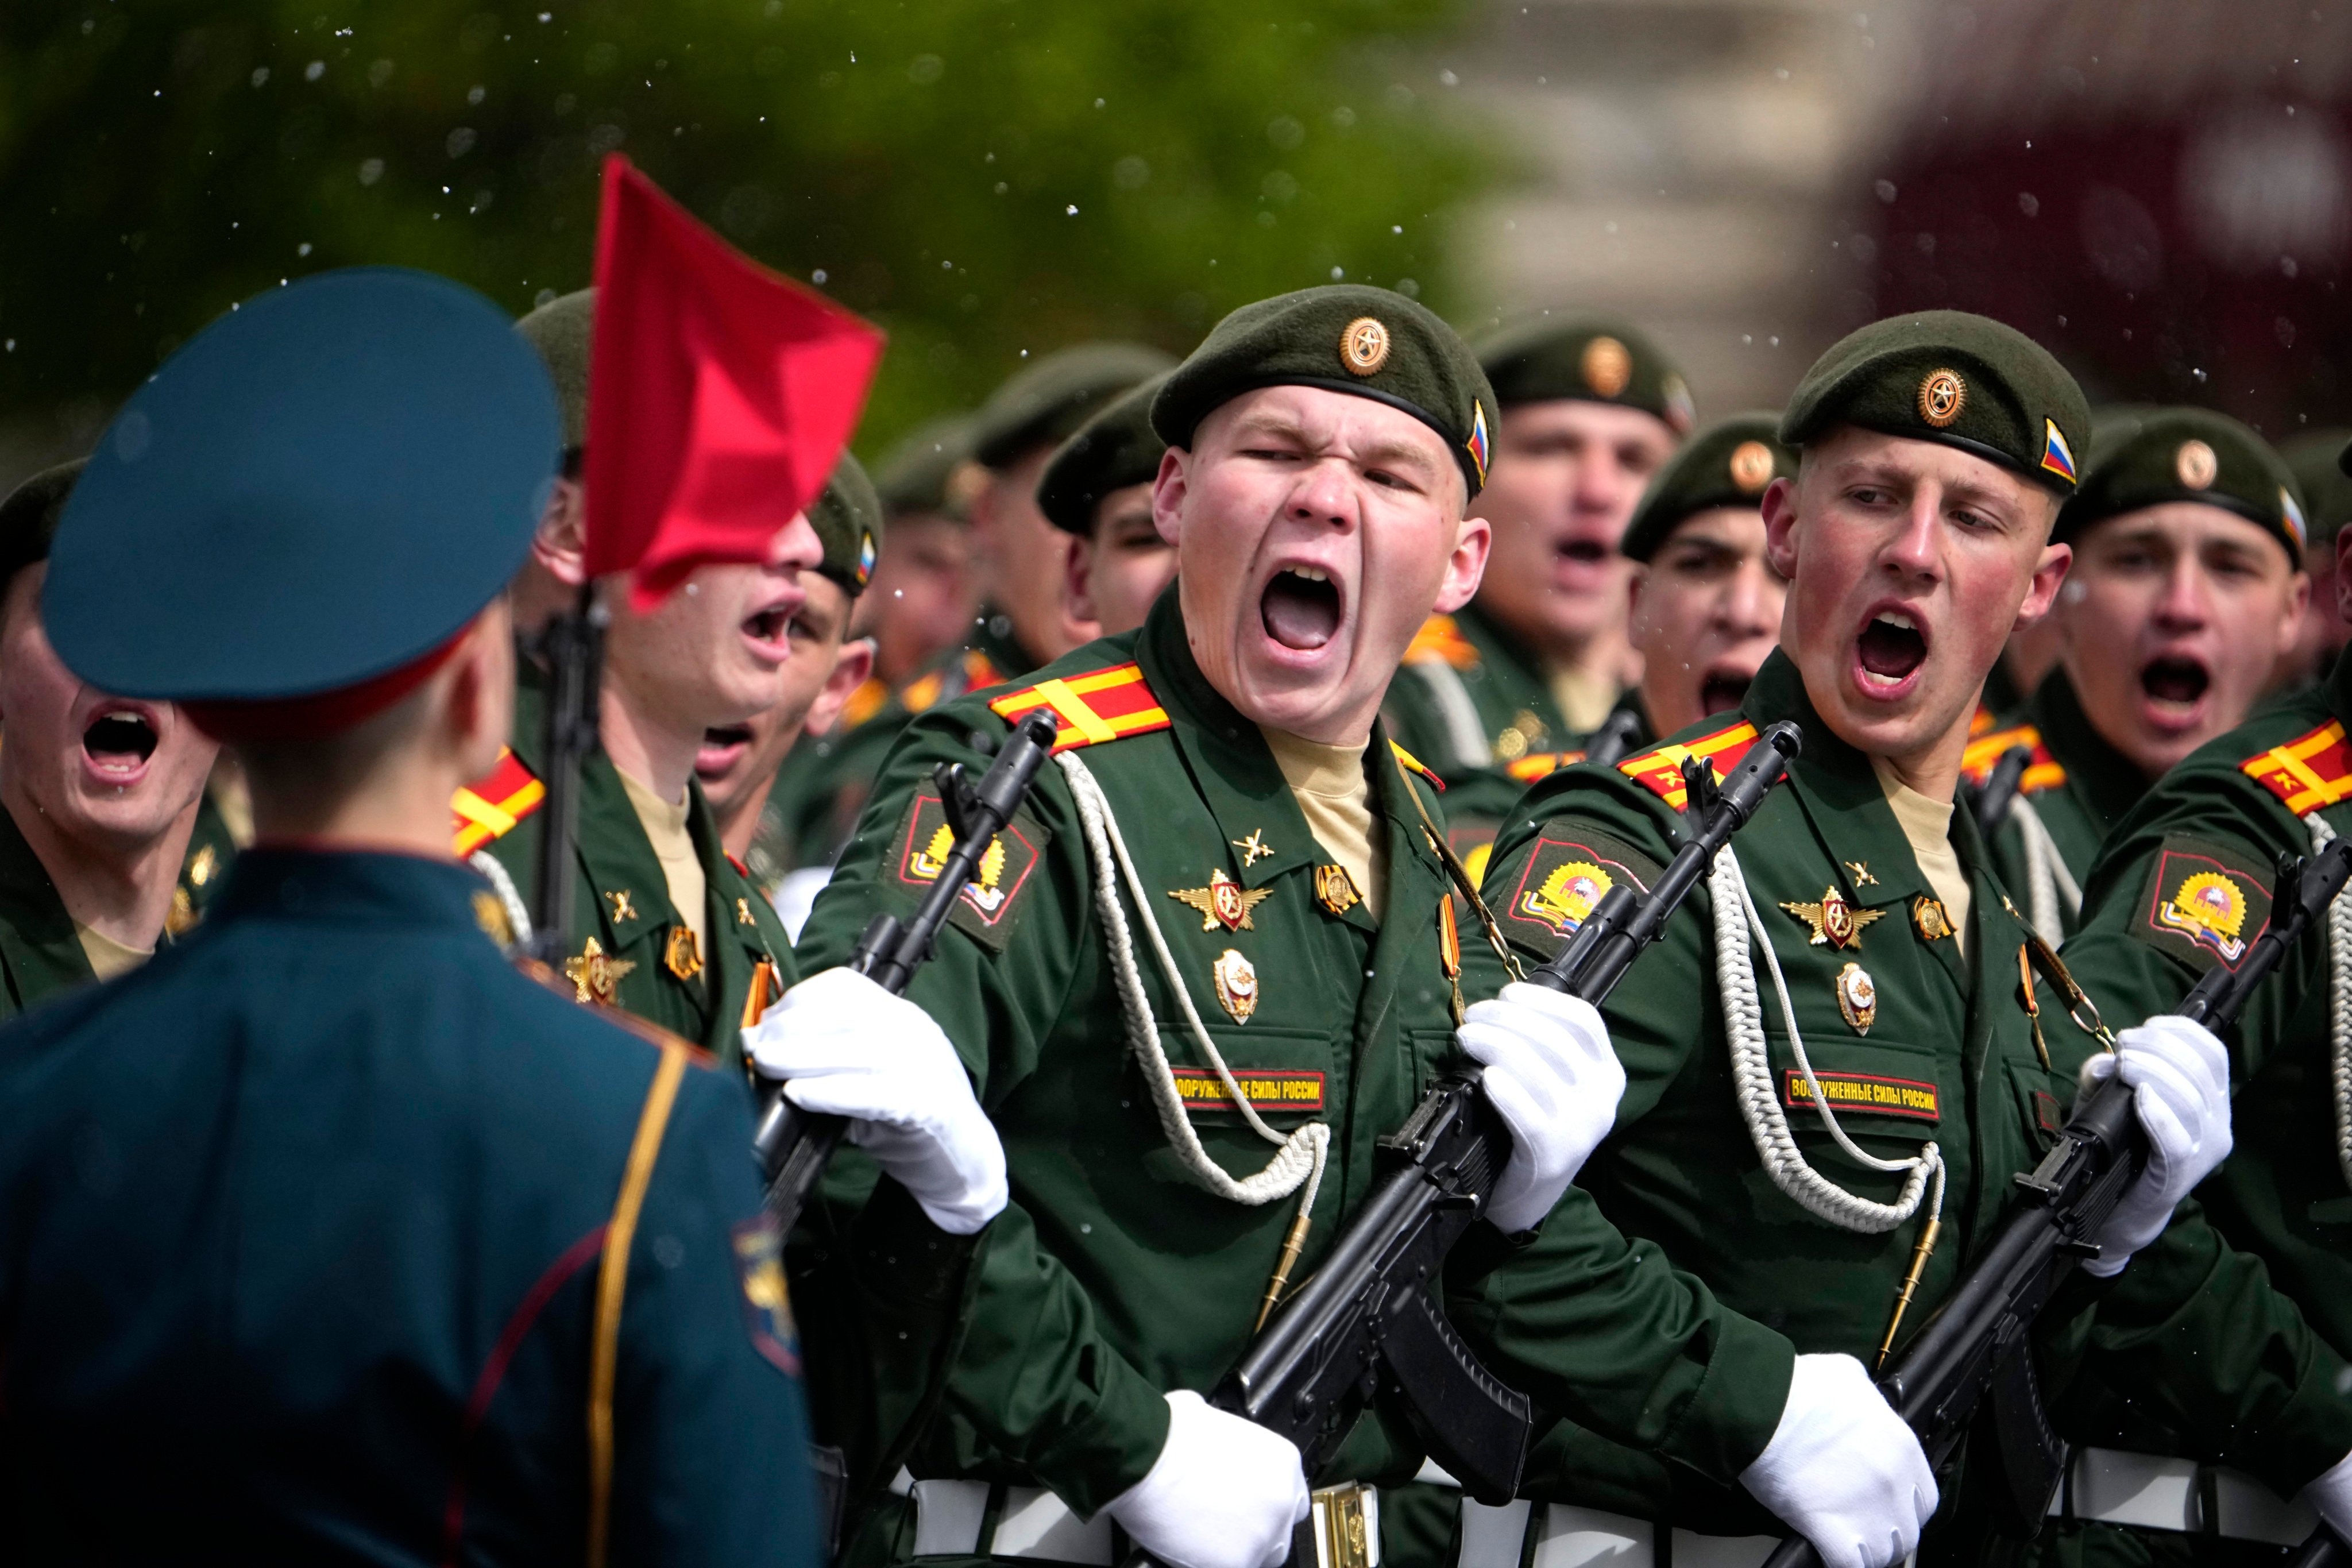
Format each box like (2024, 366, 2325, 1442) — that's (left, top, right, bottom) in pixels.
(1760, 474, 1801, 580)
(532, 476, 588, 586)
(803, 636, 875, 740)
(1150, 446, 1190, 547)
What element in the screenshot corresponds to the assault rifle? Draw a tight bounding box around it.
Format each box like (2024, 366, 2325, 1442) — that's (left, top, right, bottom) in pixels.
(1967, 742, 2034, 844)
(1579, 707, 1649, 770)
(1760, 834, 2352, 1568)
(749, 707, 1061, 1235)
(1199, 720, 1803, 1526)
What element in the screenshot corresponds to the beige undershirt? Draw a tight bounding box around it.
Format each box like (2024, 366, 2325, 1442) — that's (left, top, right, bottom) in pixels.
(1260, 728, 1386, 921)
(1871, 758, 1971, 961)
(1548, 666, 1620, 735)
(76, 922, 151, 982)
(618, 768, 709, 955)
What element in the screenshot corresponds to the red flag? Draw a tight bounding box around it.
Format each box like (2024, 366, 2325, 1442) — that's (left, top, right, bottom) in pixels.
(584, 156, 885, 609)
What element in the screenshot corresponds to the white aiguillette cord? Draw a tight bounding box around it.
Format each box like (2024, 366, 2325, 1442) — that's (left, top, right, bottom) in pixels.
(2302, 813, 2352, 1194)
(1056, 751, 1327, 1324)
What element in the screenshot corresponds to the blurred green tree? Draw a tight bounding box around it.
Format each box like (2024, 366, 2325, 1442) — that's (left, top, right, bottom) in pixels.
(0, 0, 1496, 451)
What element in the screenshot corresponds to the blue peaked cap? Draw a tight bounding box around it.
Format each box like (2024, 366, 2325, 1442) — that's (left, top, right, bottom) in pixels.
(46, 267, 560, 700)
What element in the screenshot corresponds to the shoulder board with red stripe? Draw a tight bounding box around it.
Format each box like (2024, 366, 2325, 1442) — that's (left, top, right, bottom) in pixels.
(1507, 749, 1584, 783)
(1391, 741, 1445, 792)
(1618, 721, 1760, 810)
(1968, 701, 1997, 739)
(987, 662, 1172, 754)
(1960, 723, 2066, 795)
(2241, 719, 2352, 814)
(1403, 613, 1480, 671)
(451, 748, 545, 856)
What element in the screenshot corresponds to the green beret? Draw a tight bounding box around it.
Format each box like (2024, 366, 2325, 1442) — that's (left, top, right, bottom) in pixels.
(1152, 285, 1498, 497)
(875, 413, 979, 521)
(809, 451, 883, 596)
(1780, 310, 2091, 496)
(516, 287, 593, 453)
(1621, 414, 1794, 563)
(0, 458, 86, 595)
(1473, 314, 1695, 436)
(2282, 428, 2352, 551)
(1037, 374, 1170, 536)
(2058, 407, 2307, 564)
(971, 342, 1176, 470)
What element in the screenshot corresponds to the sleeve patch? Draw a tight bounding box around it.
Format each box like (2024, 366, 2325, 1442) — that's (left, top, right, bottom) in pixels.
(1783, 1069, 1940, 1124)
(2134, 835, 2276, 974)
(731, 1218, 800, 1376)
(1500, 827, 1663, 955)
(891, 793, 1049, 952)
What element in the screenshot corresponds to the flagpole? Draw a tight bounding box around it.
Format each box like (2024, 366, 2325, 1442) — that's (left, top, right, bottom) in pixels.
(526, 578, 608, 965)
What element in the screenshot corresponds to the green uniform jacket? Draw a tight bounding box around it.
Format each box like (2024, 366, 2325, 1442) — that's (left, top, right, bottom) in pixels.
(476, 663, 798, 1069)
(0, 803, 94, 1018)
(0, 848, 817, 1562)
(1973, 670, 2147, 941)
(798, 590, 1512, 1542)
(2053, 645, 2352, 1492)
(1471, 650, 2347, 1535)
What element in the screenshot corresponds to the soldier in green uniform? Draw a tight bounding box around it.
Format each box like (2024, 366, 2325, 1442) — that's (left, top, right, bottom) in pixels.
(1458, 313, 2334, 1568)
(0, 266, 823, 1561)
(468, 287, 808, 1062)
(1966, 409, 2309, 941)
(1381, 316, 1693, 854)
(1040, 373, 1178, 639)
(2032, 451, 2352, 1566)
(2281, 428, 2352, 690)
(0, 459, 224, 1015)
(798, 285, 1624, 1568)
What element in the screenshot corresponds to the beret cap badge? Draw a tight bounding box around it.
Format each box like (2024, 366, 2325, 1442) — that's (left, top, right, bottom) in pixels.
(1339, 317, 1392, 377)
(1728, 439, 1777, 494)
(1917, 368, 1966, 428)
(2176, 438, 2218, 490)
(1582, 335, 1633, 398)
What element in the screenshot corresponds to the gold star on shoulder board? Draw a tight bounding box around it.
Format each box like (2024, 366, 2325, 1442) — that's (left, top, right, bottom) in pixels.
(564, 937, 636, 1005)
(1779, 887, 1884, 950)
(1844, 860, 1877, 887)
(1169, 868, 1275, 932)
(1233, 829, 1275, 868)
(607, 889, 637, 924)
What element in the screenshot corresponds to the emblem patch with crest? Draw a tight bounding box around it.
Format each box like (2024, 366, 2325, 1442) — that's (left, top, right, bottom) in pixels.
(893, 793, 1049, 952)
(2134, 835, 2274, 974)
(731, 1218, 801, 1376)
(1500, 828, 1662, 956)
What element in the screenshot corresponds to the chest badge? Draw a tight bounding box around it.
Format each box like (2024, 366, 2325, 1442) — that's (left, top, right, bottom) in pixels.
(664, 925, 705, 982)
(1912, 895, 1955, 943)
(1171, 868, 1273, 932)
(1844, 860, 1877, 887)
(1315, 864, 1362, 917)
(1835, 962, 1878, 1034)
(1781, 887, 1883, 950)
(1213, 948, 1260, 1022)
(564, 937, 637, 1006)
(607, 889, 637, 925)
(1234, 830, 1275, 868)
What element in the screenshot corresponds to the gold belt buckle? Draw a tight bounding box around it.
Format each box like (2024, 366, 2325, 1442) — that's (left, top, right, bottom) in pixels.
(1310, 1482, 1379, 1568)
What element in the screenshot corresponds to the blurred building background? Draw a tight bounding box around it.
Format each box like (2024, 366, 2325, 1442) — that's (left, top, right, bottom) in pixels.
(7, 0, 2352, 487)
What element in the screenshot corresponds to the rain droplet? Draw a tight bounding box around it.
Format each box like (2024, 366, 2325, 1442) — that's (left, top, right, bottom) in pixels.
(1065, 204, 1079, 215)
(304, 59, 325, 80)
(358, 157, 384, 185)
(812, 268, 828, 284)
(250, 67, 270, 87)
(297, 241, 312, 256)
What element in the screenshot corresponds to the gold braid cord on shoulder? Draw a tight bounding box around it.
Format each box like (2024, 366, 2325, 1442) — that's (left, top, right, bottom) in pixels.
(588, 1041, 692, 1568)
(1388, 748, 1524, 983)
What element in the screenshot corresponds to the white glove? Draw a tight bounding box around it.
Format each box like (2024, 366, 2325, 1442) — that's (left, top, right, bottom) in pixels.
(742, 967, 1007, 1235)
(2077, 1015, 2234, 1279)
(1740, 1353, 1937, 1568)
(2302, 1446, 2352, 1536)
(1102, 1391, 1308, 1568)
(1455, 982, 1627, 1234)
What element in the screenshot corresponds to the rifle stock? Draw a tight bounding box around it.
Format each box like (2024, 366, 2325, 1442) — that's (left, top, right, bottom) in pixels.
(750, 708, 1062, 1234)
(1762, 836, 2352, 1568)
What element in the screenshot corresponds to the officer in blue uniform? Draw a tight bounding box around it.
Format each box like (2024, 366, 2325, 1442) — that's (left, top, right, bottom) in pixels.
(0, 268, 821, 1563)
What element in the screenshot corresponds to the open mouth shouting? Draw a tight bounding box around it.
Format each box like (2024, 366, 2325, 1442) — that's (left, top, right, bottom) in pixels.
(2138, 652, 2212, 731)
(1260, 564, 1344, 655)
(1698, 666, 1756, 719)
(697, 723, 755, 779)
(1853, 607, 1929, 701)
(737, 587, 805, 665)
(82, 705, 159, 786)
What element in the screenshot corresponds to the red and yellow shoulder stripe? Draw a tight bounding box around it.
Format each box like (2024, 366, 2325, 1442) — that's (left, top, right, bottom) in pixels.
(905, 649, 1008, 716)
(1961, 723, 2065, 794)
(451, 748, 544, 856)
(988, 662, 1171, 754)
(1403, 613, 1480, 671)
(840, 675, 890, 731)
(1968, 701, 1998, 739)
(1391, 741, 1445, 792)
(1619, 721, 1759, 810)
(1507, 749, 1585, 783)
(2242, 719, 2352, 814)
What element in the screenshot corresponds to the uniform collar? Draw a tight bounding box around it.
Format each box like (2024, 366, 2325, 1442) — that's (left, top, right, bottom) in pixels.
(2025, 667, 2148, 833)
(210, 846, 489, 930)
